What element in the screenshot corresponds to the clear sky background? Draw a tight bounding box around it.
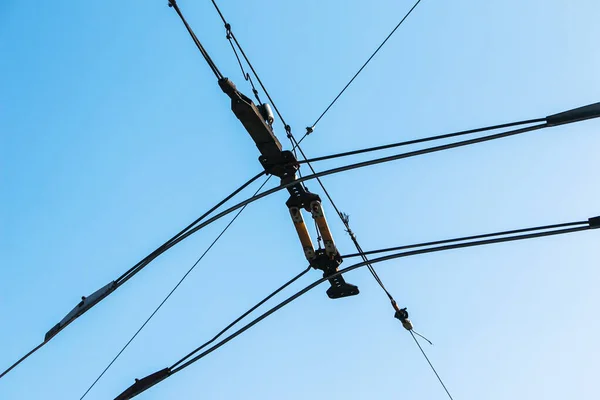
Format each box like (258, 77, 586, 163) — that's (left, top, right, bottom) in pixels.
(1, 0, 599, 399)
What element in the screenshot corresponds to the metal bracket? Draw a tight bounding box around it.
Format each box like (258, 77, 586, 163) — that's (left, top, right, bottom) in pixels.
(45, 281, 117, 342)
(218, 78, 283, 159)
(310, 250, 359, 299)
(114, 368, 171, 400)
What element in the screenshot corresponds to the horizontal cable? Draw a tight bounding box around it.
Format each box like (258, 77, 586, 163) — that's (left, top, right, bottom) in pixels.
(302, 118, 546, 164)
(342, 220, 588, 258)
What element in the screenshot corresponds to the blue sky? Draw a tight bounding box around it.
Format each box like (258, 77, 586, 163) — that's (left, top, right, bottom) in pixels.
(1, 0, 599, 399)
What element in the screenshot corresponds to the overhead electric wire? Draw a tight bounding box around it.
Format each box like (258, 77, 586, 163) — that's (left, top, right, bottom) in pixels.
(116, 216, 598, 398)
(0, 171, 264, 380)
(341, 220, 589, 258)
(160, 121, 552, 253)
(410, 330, 454, 400)
(168, 0, 223, 79)
(302, 117, 546, 164)
(171, 265, 311, 370)
(146, 110, 597, 264)
(112, 102, 599, 269)
(0, 343, 44, 380)
(80, 176, 273, 399)
(116, 171, 265, 285)
(308, 0, 423, 132)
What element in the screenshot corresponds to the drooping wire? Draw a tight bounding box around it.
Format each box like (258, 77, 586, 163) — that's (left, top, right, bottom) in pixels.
(168, 0, 223, 79)
(79, 176, 273, 399)
(117, 219, 596, 397)
(410, 330, 454, 400)
(307, 0, 423, 133)
(412, 330, 433, 345)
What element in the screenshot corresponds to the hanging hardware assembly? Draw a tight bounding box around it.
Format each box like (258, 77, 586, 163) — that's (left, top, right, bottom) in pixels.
(218, 78, 359, 299)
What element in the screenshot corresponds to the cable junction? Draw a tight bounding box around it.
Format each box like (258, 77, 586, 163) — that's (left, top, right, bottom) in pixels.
(2, 99, 598, 380)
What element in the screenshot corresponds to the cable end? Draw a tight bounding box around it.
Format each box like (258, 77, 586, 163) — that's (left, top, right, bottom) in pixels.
(589, 216, 600, 229)
(114, 368, 171, 400)
(546, 102, 600, 126)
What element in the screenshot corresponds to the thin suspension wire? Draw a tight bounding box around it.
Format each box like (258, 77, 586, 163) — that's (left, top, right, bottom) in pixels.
(0, 171, 265, 381)
(309, 0, 423, 131)
(171, 266, 311, 370)
(412, 330, 433, 345)
(160, 223, 593, 377)
(80, 176, 273, 399)
(410, 330, 454, 400)
(226, 33, 262, 104)
(210, 0, 290, 130)
(168, 0, 223, 79)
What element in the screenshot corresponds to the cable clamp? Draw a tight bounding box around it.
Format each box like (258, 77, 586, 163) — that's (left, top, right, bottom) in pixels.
(306, 126, 314, 135)
(394, 307, 414, 331)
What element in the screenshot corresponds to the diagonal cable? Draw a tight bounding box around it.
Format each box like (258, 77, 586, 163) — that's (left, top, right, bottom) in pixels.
(307, 0, 423, 133)
(410, 330, 454, 400)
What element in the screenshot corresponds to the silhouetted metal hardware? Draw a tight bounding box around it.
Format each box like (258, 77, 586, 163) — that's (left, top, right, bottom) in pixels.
(545, 102, 600, 126)
(45, 281, 117, 342)
(218, 77, 359, 298)
(589, 216, 600, 229)
(114, 368, 171, 400)
(311, 250, 359, 299)
(393, 306, 414, 331)
(219, 78, 282, 159)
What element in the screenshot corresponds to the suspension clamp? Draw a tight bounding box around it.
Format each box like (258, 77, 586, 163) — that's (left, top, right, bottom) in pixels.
(394, 306, 414, 331)
(258, 150, 299, 179)
(310, 250, 359, 299)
